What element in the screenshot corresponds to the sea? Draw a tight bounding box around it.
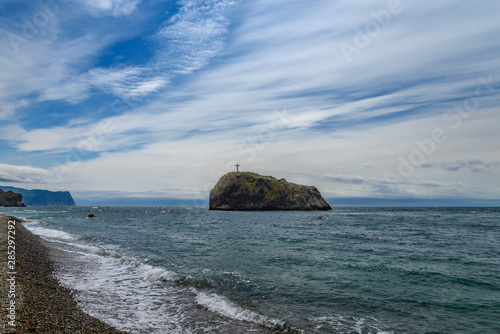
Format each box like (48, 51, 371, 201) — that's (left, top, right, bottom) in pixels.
(1, 206, 499, 334)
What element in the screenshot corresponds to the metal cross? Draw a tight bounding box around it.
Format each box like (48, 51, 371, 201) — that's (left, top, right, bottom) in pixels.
(235, 163, 240, 172)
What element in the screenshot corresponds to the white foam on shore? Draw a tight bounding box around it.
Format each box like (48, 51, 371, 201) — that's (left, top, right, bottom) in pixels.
(24, 224, 75, 241)
(137, 263, 180, 282)
(55, 252, 191, 334)
(114, 254, 181, 282)
(21, 217, 279, 333)
(54, 248, 281, 333)
(43, 235, 271, 333)
(195, 291, 283, 328)
(310, 315, 394, 334)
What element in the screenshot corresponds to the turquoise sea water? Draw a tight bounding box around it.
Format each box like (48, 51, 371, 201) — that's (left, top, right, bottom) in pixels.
(2, 206, 499, 333)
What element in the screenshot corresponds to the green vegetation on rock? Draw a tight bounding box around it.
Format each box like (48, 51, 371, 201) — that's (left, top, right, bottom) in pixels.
(209, 172, 331, 211)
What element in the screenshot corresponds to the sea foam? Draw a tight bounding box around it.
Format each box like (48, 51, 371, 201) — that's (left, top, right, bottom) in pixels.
(195, 291, 283, 328)
(24, 224, 75, 241)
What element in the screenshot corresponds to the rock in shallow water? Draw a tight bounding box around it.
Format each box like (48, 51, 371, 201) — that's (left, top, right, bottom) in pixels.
(209, 172, 331, 211)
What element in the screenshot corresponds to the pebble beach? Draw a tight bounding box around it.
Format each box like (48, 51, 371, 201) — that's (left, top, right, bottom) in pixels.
(1, 214, 129, 334)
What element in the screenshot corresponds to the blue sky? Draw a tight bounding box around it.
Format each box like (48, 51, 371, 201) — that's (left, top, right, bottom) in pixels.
(1, 0, 499, 205)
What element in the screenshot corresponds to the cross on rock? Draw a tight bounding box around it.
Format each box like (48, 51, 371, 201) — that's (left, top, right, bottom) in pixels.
(235, 163, 240, 172)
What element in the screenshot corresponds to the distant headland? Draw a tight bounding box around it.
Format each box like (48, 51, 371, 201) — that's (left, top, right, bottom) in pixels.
(209, 171, 331, 211)
(0, 186, 76, 206)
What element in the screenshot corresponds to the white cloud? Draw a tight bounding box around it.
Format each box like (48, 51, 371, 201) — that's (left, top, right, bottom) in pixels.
(82, 0, 141, 16)
(2, 0, 500, 201)
(0, 163, 50, 184)
(15, 127, 85, 152)
(0, 100, 28, 121)
(423, 160, 500, 173)
(40, 66, 169, 103)
(28, 0, 237, 104)
(127, 78, 169, 97)
(33, 103, 498, 200)
(0, 25, 129, 106)
(153, 0, 237, 73)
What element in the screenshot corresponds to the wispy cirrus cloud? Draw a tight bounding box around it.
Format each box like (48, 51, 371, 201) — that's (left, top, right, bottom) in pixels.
(33, 0, 237, 104)
(82, 0, 142, 16)
(40, 66, 168, 103)
(159, 0, 500, 137)
(1, 0, 500, 203)
(423, 160, 500, 173)
(0, 100, 28, 121)
(152, 0, 237, 74)
(318, 172, 469, 199)
(0, 163, 50, 184)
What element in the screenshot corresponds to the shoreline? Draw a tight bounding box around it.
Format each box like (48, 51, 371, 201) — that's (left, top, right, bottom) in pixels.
(1, 214, 129, 334)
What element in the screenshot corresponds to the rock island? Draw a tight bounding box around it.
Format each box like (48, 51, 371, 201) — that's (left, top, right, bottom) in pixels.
(209, 172, 331, 211)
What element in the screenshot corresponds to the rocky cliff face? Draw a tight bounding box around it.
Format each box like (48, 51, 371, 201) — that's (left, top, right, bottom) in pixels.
(0, 186, 76, 206)
(0, 189, 26, 207)
(209, 172, 331, 211)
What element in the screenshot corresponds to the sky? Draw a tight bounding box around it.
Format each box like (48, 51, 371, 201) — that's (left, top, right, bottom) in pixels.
(0, 0, 499, 206)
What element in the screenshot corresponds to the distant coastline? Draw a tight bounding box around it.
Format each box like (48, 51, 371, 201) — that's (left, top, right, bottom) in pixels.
(0, 186, 75, 206)
(327, 197, 500, 207)
(73, 197, 500, 207)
